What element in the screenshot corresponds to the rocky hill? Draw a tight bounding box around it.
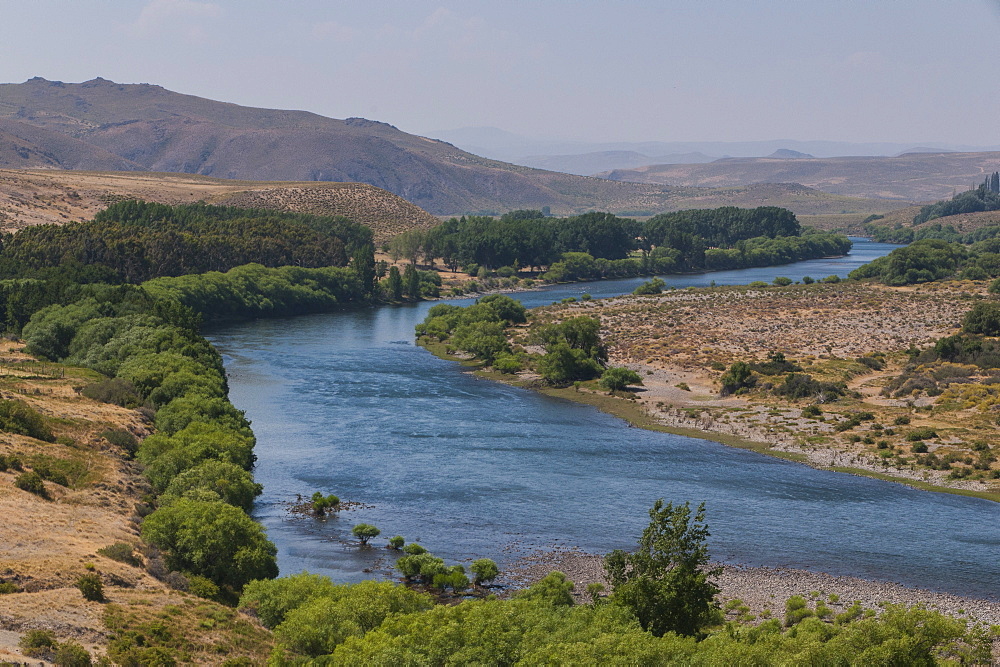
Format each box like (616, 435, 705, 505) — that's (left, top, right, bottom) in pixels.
(0, 77, 904, 218)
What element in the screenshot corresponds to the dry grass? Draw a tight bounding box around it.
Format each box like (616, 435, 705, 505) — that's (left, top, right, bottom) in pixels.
(533, 280, 1000, 496)
(0, 168, 438, 243)
(0, 339, 273, 663)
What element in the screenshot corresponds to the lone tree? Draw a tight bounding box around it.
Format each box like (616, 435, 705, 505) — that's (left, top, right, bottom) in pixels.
(352, 523, 380, 545)
(603, 500, 720, 637)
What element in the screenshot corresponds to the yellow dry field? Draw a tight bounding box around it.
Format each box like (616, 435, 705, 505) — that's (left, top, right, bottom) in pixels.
(534, 280, 1000, 494)
(0, 168, 439, 243)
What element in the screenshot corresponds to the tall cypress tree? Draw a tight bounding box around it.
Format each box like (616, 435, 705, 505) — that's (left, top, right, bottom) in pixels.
(403, 264, 420, 299)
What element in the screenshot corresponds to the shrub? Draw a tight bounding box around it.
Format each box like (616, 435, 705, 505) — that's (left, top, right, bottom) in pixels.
(492, 352, 523, 374)
(894, 415, 911, 426)
(388, 536, 405, 550)
(963, 302, 1000, 336)
(785, 595, 814, 626)
(0, 399, 54, 441)
(470, 558, 499, 586)
(912, 442, 929, 453)
(76, 573, 105, 602)
(99, 429, 139, 458)
(187, 574, 221, 601)
(81, 378, 142, 408)
(0, 581, 19, 594)
(402, 543, 427, 555)
(599, 367, 643, 393)
(53, 641, 92, 667)
(19, 629, 58, 657)
(15, 471, 48, 498)
(310, 492, 339, 516)
(772, 276, 793, 286)
(633, 278, 665, 295)
(98, 542, 142, 568)
(906, 427, 937, 441)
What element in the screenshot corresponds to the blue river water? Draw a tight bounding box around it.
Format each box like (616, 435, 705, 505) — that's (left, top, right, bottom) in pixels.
(208, 240, 1000, 599)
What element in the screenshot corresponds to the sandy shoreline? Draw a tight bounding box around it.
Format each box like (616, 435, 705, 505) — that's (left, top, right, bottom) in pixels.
(501, 549, 1000, 627)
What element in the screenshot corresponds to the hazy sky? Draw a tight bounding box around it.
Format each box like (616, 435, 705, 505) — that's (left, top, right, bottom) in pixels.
(3, 1, 1000, 145)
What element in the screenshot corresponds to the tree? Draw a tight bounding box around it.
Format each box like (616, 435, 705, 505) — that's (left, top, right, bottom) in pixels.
(352, 523, 380, 545)
(385, 266, 403, 301)
(719, 361, 754, 396)
(633, 278, 665, 295)
(963, 302, 1000, 336)
(470, 558, 499, 586)
(76, 572, 105, 602)
(603, 499, 720, 637)
(349, 244, 376, 298)
(403, 263, 420, 299)
(599, 367, 643, 393)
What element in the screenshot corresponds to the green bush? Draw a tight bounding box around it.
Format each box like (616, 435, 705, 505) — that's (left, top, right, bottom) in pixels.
(19, 629, 57, 657)
(141, 498, 278, 591)
(470, 558, 499, 586)
(633, 277, 665, 295)
(239, 573, 341, 629)
(599, 367, 643, 393)
(53, 640, 92, 667)
(76, 573, 105, 602)
(97, 542, 142, 568)
(81, 378, 143, 408)
(906, 427, 937, 441)
(15, 470, 48, 499)
(0, 399, 54, 442)
(388, 536, 405, 550)
(99, 428, 140, 458)
(160, 460, 262, 513)
(0, 581, 20, 594)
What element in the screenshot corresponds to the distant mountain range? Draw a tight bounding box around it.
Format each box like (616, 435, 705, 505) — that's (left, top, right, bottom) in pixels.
(597, 152, 1000, 203)
(430, 126, 999, 176)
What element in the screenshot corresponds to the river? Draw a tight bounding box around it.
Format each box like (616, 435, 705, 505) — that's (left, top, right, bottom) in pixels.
(209, 239, 1000, 599)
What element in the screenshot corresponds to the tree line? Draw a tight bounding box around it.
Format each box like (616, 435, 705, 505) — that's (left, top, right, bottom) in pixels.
(393, 207, 847, 278)
(0, 200, 373, 284)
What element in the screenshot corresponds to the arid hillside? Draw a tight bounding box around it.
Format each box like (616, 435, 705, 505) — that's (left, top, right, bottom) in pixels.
(0, 77, 905, 218)
(600, 151, 1000, 203)
(0, 169, 440, 243)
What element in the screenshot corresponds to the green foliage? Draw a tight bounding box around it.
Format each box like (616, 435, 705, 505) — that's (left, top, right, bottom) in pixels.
(76, 572, 105, 602)
(98, 542, 143, 568)
(599, 366, 643, 393)
(633, 277, 665, 295)
(143, 263, 367, 322)
(15, 470, 48, 498)
(160, 460, 263, 512)
(53, 640, 92, 666)
(141, 498, 278, 591)
(351, 523, 380, 545)
(271, 580, 433, 657)
(395, 552, 447, 583)
(720, 361, 755, 396)
(310, 492, 340, 516)
(99, 428, 140, 458)
(402, 543, 427, 555)
(518, 571, 575, 607)
(772, 276, 793, 286)
(0, 200, 370, 283)
(604, 499, 720, 637)
(388, 535, 405, 550)
(963, 302, 1000, 336)
(772, 373, 846, 401)
(491, 352, 523, 374)
(849, 239, 969, 285)
(0, 398, 54, 441)
(784, 595, 814, 626)
(20, 629, 61, 661)
(137, 422, 255, 493)
(538, 341, 604, 385)
(470, 558, 499, 586)
(239, 572, 341, 629)
(913, 177, 1000, 224)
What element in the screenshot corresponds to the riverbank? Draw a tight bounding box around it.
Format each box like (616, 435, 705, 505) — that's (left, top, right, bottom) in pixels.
(420, 279, 1000, 503)
(501, 549, 1000, 627)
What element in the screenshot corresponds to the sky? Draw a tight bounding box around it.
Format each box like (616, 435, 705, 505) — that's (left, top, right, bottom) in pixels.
(2, 0, 1000, 145)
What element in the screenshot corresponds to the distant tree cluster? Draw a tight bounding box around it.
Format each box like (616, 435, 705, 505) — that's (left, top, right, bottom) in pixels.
(849, 238, 1000, 285)
(912, 172, 1000, 225)
(406, 206, 846, 279)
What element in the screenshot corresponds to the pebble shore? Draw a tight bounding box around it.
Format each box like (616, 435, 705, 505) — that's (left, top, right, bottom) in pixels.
(501, 548, 1000, 627)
